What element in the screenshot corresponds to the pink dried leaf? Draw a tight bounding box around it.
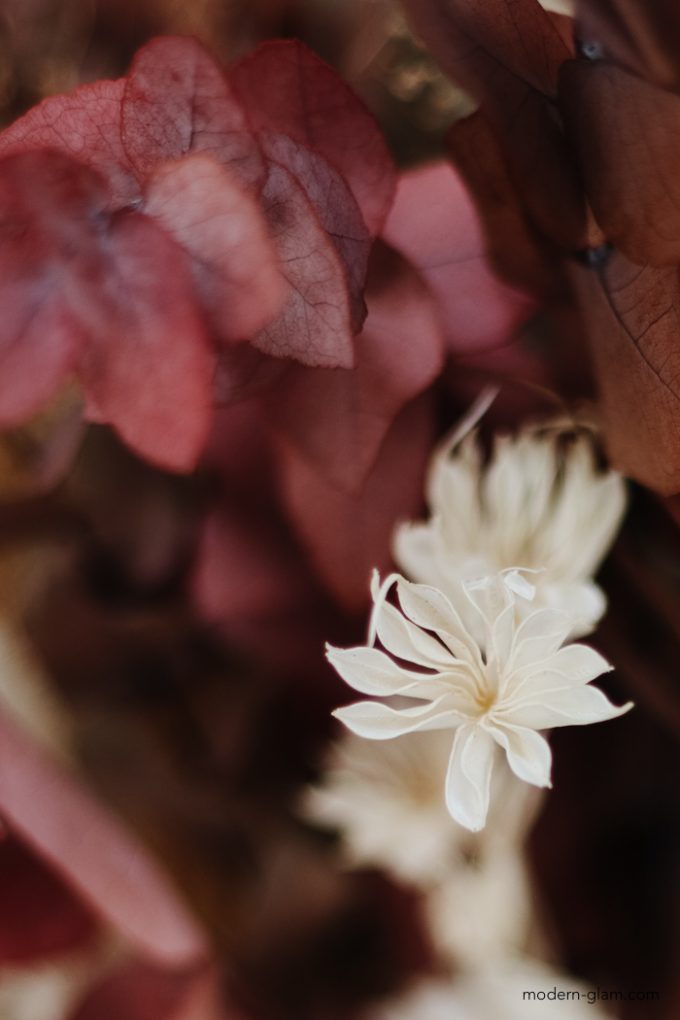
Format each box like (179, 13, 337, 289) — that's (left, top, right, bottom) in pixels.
(0, 709, 208, 966)
(0, 79, 138, 207)
(252, 161, 355, 368)
(278, 397, 435, 610)
(267, 243, 444, 492)
(122, 36, 263, 190)
(230, 39, 396, 234)
(259, 132, 370, 332)
(76, 209, 215, 473)
(144, 155, 285, 342)
(383, 161, 535, 354)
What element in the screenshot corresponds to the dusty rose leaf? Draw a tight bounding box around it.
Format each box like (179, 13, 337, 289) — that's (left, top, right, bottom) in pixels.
(252, 162, 355, 368)
(230, 39, 396, 234)
(259, 132, 370, 332)
(0, 837, 97, 963)
(383, 160, 536, 353)
(571, 254, 680, 495)
(0, 710, 208, 965)
(278, 397, 435, 610)
(0, 79, 138, 207)
(447, 112, 564, 299)
(0, 151, 106, 426)
(69, 962, 230, 1020)
(575, 0, 680, 90)
(76, 209, 215, 473)
(144, 155, 284, 342)
(267, 243, 443, 492)
(122, 36, 263, 189)
(560, 59, 680, 266)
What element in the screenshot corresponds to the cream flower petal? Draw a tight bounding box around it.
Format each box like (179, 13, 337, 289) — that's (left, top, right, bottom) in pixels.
(372, 600, 454, 670)
(395, 578, 483, 669)
(333, 696, 466, 740)
(509, 608, 574, 671)
(509, 644, 613, 700)
(445, 724, 495, 831)
(484, 722, 553, 789)
(499, 685, 633, 730)
(326, 645, 451, 700)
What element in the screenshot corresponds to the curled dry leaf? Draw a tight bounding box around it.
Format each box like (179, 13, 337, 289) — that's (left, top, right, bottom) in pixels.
(266, 243, 444, 492)
(383, 161, 536, 352)
(0, 708, 208, 966)
(144, 155, 285, 342)
(231, 39, 396, 235)
(560, 59, 680, 267)
(278, 397, 435, 611)
(571, 253, 680, 495)
(122, 35, 263, 190)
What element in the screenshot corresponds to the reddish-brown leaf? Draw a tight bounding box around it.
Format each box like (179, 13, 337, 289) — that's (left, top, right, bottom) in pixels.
(144, 155, 285, 343)
(259, 132, 370, 333)
(252, 161, 355, 369)
(0, 79, 138, 207)
(267, 243, 444, 492)
(122, 36, 263, 190)
(571, 254, 680, 495)
(575, 0, 680, 90)
(230, 40, 396, 234)
(447, 112, 564, 299)
(401, 0, 593, 250)
(278, 397, 435, 611)
(383, 161, 536, 352)
(560, 59, 680, 266)
(0, 710, 208, 965)
(76, 209, 214, 473)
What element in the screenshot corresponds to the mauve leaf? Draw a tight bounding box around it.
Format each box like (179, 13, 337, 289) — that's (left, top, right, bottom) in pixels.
(383, 161, 535, 353)
(69, 963, 230, 1020)
(575, 0, 680, 90)
(122, 36, 263, 190)
(267, 244, 444, 492)
(0, 79, 138, 207)
(230, 39, 396, 234)
(278, 397, 435, 611)
(560, 59, 680, 266)
(76, 209, 215, 473)
(401, 0, 594, 251)
(259, 132, 370, 333)
(571, 254, 680, 495)
(0, 151, 105, 426)
(0, 837, 97, 963)
(0, 710, 208, 965)
(144, 155, 285, 342)
(252, 161, 355, 369)
(447, 112, 564, 299)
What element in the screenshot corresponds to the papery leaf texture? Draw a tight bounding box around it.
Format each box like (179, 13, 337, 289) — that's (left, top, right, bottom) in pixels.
(267, 243, 444, 492)
(0, 708, 208, 965)
(122, 35, 263, 189)
(575, 0, 680, 89)
(572, 253, 680, 495)
(231, 39, 396, 234)
(560, 59, 680, 266)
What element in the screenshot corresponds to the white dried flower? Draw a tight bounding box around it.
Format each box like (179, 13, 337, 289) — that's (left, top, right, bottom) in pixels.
(328, 572, 632, 832)
(393, 424, 626, 641)
(302, 729, 459, 885)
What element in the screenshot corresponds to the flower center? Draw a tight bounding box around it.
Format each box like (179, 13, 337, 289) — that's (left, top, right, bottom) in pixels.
(473, 688, 496, 716)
